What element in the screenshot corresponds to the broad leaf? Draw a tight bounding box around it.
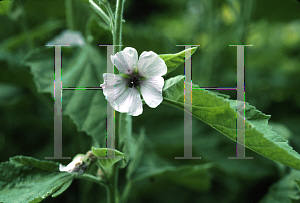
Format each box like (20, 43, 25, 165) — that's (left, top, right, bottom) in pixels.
(0, 20, 64, 52)
(0, 156, 75, 203)
(92, 147, 124, 169)
(159, 47, 197, 76)
(24, 45, 107, 147)
(162, 75, 300, 171)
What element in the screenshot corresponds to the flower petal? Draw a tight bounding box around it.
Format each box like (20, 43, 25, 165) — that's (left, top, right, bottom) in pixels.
(59, 164, 71, 172)
(100, 73, 127, 105)
(140, 76, 164, 108)
(101, 73, 143, 116)
(137, 51, 167, 78)
(59, 156, 82, 173)
(113, 87, 143, 116)
(111, 47, 138, 75)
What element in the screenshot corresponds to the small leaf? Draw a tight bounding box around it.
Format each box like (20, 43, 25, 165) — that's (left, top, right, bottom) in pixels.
(92, 147, 124, 169)
(0, 156, 75, 203)
(159, 47, 198, 76)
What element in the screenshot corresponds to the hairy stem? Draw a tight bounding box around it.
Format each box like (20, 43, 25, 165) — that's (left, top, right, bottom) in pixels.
(113, 0, 126, 53)
(105, 1, 126, 203)
(65, 0, 74, 30)
(89, 0, 110, 26)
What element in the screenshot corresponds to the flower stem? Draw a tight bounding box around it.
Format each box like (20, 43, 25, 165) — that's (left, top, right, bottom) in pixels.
(105, 2, 127, 203)
(113, 0, 126, 53)
(105, 112, 121, 203)
(65, 0, 74, 30)
(89, 0, 111, 26)
(120, 181, 133, 203)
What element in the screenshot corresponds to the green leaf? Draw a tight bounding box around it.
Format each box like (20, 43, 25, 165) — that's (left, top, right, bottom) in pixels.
(259, 169, 300, 203)
(92, 147, 124, 169)
(269, 122, 292, 140)
(162, 75, 300, 171)
(0, 156, 75, 203)
(159, 47, 198, 76)
(0, 1, 10, 15)
(131, 155, 213, 191)
(156, 164, 214, 191)
(0, 51, 36, 88)
(24, 45, 107, 147)
(126, 131, 213, 191)
(0, 83, 22, 105)
(0, 20, 64, 52)
(295, 180, 300, 192)
(126, 128, 149, 180)
(118, 112, 132, 168)
(51, 178, 73, 198)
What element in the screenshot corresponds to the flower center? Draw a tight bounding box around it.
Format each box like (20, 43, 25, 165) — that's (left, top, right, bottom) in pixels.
(128, 75, 140, 88)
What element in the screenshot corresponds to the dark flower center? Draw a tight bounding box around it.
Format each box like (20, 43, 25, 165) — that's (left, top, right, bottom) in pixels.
(128, 75, 140, 88)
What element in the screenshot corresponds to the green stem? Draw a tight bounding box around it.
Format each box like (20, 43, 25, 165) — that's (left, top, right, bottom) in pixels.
(75, 174, 106, 187)
(105, 1, 126, 203)
(107, 162, 119, 203)
(105, 112, 121, 203)
(113, 0, 126, 53)
(89, 0, 111, 26)
(120, 181, 133, 203)
(65, 0, 74, 30)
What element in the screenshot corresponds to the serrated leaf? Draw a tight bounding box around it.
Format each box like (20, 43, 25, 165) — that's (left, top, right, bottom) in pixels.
(51, 178, 73, 198)
(92, 147, 124, 169)
(159, 47, 198, 76)
(162, 75, 300, 171)
(9, 156, 60, 172)
(0, 156, 74, 203)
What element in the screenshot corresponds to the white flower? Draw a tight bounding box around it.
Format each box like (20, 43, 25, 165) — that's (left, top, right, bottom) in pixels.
(59, 155, 86, 175)
(100, 47, 167, 116)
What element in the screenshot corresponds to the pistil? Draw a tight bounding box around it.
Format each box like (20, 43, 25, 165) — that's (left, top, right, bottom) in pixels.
(128, 75, 140, 88)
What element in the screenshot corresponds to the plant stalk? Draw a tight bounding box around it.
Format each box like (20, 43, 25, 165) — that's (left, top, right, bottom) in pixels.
(65, 0, 74, 30)
(89, 0, 111, 26)
(113, 0, 126, 53)
(105, 1, 126, 203)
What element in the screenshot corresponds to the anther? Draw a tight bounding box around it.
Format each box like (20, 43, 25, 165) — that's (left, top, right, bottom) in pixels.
(128, 75, 140, 88)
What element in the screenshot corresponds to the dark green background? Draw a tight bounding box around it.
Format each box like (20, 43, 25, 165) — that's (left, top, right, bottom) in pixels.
(0, 0, 300, 202)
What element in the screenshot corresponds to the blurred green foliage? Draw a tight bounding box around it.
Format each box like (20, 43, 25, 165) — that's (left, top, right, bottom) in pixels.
(0, 0, 300, 202)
